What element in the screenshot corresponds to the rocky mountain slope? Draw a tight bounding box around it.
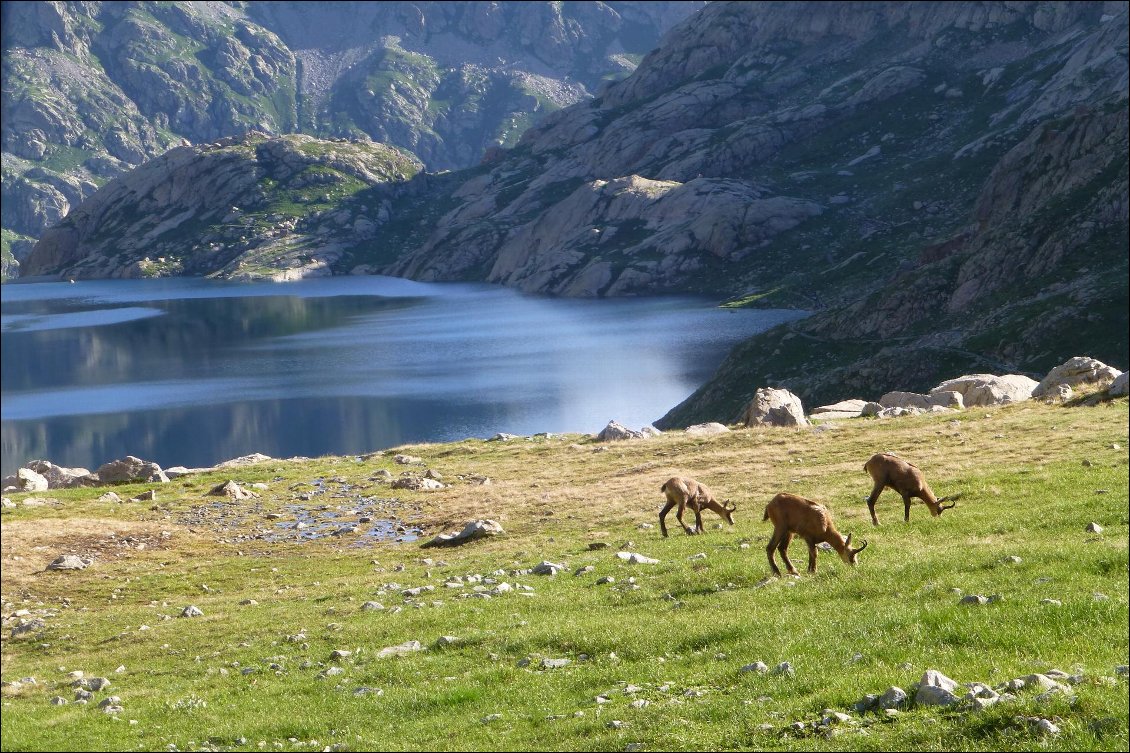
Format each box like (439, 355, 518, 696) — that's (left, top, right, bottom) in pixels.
(1, 0, 701, 276)
(28, 132, 421, 280)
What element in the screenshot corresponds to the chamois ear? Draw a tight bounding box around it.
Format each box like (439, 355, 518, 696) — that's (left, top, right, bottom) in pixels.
(845, 533, 853, 547)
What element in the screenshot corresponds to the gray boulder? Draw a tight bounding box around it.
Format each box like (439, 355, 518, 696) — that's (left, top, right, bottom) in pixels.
(741, 388, 809, 427)
(929, 374, 1038, 407)
(878, 391, 933, 410)
(1033, 356, 1122, 397)
(206, 480, 258, 500)
(597, 420, 648, 441)
(684, 422, 730, 436)
(811, 399, 869, 418)
(1108, 371, 1128, 397)
(94, 456, 170, 484)
(47, 555, 90, 571)
(421, 519, 505, 548)
(878, 686, 908, 709)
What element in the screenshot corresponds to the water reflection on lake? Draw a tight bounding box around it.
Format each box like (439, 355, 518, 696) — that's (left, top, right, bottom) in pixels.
(1, 276, 806, 475)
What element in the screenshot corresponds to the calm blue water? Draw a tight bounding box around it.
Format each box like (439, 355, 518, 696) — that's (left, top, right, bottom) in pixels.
(1, 276, 805, 476)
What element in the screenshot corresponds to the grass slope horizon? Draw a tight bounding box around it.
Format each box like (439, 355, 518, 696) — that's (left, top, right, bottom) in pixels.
(1, 398, 1127, 751)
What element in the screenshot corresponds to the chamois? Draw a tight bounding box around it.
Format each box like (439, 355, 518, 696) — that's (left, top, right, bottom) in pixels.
(863, 453, 958, 526)
(762, 492, 867, 575)
(659, 477, 736, 537)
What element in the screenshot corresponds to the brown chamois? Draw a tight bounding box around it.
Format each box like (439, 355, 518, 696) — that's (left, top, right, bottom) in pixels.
(863, 453, 958, 526)
(659, 477, 736, 537)
(762, 492, 867, 576)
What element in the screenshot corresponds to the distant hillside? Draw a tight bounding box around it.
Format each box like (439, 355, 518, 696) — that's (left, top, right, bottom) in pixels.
(1, 0, 701, 276)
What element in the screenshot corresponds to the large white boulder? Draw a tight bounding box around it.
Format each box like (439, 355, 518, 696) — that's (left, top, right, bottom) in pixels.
(929, 374, 1038, 407)
(741, 388, 809, 427)
(1033, 356, 1122, 397)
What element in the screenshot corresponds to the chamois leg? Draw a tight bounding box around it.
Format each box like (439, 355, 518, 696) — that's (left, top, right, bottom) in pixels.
(659, 500, 676, 538)
(866, 482, 884, 526)
(766, 530, 784, 577)
(902, 495, 913, 523)
(806, 540, 818, 574)
(778, 532, 799, 576)
(676, 501, 695, 535)
(692, 503, 705, 534)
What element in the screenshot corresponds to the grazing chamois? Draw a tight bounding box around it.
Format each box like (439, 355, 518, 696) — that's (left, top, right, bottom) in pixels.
(763, 492, 867, 575)
(863, 453, 958, 526)
(659, 477, 736, 537)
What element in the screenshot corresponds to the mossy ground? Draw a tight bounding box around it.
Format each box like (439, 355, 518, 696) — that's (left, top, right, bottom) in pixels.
(1, 400, 1127, 751)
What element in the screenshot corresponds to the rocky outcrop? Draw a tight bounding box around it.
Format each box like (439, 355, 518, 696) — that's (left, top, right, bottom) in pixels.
(1033, 356, 1123, 397)
(741, 388, 808, 428)
(24, 132, 421, 280)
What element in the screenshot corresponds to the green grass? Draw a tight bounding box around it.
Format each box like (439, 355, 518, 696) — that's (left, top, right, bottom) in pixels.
(1, 400, 1127, 751)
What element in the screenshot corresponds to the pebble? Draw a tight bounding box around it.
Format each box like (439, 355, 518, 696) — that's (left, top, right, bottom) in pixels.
(541, 658, 570, 670)
(574, 565, 595, 577)
(740, 661, 769, 674)
(960, 594, 988, 605)
(180, 605, 203, 618)
(771, 661, 794, 677)
(1040, 599, 1062, 607)
(1086, 522, 1103, 534)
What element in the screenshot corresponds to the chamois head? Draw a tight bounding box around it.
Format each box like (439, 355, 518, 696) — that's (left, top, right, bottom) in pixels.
(838, 533, 869, 567)
(925, 495, 959, 517)
(703, 498, 737, 527)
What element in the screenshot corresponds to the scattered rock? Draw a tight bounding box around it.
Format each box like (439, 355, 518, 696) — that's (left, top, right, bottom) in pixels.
(1086, 522, 1103, 534)
(684, 422, 730, 436)
(740, 661, 769, 674)
(616, 552, 659, 565)
(771, 661, 794, 677)
(421, 519, 504, 548)
(206, 480, 259, 500)
(180, 605, 204, 618)
(878, 686, 908, 710)
(376, 640, 423, 659)
(541, 658, 570, 669)
(393, 454, 422, 465)
(960, 594, 989, 605)
(47, 554, 90, 571)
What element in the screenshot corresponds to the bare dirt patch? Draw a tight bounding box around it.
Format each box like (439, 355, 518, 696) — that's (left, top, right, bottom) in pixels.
(0, 518, 174, 586)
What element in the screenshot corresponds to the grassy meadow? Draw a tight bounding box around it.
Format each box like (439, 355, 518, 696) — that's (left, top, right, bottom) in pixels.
(1, 398, 1127, 751)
